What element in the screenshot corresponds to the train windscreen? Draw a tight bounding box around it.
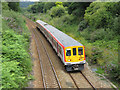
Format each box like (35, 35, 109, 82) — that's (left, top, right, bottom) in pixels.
(66, 49, 71, 56)
(78, 47, 83, 55)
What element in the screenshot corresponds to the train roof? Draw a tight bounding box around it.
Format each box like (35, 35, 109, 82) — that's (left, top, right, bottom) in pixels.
(36, 20, 83, 47)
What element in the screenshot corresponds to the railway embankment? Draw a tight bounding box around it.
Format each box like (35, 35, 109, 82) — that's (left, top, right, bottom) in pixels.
(1, 10, 32, 88)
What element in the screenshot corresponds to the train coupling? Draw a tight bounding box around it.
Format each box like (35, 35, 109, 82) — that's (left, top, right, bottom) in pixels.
(65, 64, 84, 72)
(72, 64, 79, 70)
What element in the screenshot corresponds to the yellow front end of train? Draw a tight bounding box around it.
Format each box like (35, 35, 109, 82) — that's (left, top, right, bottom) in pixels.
(64, 46, 85, 71)
(65, 46, 85, 62)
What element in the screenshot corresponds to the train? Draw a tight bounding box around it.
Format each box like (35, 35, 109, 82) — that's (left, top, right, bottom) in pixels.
(36, 20, 86, 71)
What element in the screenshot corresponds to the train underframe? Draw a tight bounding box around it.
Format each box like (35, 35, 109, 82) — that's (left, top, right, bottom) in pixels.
(65, 64, 84, 72)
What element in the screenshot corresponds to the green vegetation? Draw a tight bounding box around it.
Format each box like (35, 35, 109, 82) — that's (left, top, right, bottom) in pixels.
(1, 2, 32, 88)
(79, 2, 119, 85)
(8, 2, 20, 12)
(23, 2, 119, 87)
(50, 5, 66, 18)
(95, 67, 105, 74)
(1, 1, 119, 88)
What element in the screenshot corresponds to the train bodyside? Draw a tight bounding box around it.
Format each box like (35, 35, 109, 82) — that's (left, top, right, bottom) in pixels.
(36, 20, 86, 71)
(36, 22, 65, 63)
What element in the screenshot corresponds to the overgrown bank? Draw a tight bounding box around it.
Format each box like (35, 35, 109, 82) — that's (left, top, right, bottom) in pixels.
(1, 10, 32, 88)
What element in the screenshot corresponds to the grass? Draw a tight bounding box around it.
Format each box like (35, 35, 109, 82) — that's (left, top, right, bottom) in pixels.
(95, 67, 105, 74)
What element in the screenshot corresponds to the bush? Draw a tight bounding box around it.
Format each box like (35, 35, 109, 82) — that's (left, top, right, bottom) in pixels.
(43, 2, 55, 13)
(90, 28, 106, 42)
(104, 28, 116, 41)
(109, 65, 120, 82)
(49, 5, 66, 17)
(80, 27, 93, 41)
(91, 47, 103, 64)
(2, 10, 30, 37)
(78, 20, 88, 31)
(84, 2, 114, 29)
(2, 29, 32, 88)
(2, 2, 9, 10)
(1, 10, 32, 88)
(60, 14, 74, 24)
(102, 62, 120, 82)
(2, 61, 27, 88)
(27, 3, 44, 13)
(112, 16, 120, 35)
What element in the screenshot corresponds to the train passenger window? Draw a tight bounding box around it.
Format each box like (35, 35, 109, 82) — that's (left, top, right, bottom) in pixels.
(58, 45, 62, 55)
(78, 47, 83, 55)
(73, 48, 76, 55)
(66, 49, 71, 56)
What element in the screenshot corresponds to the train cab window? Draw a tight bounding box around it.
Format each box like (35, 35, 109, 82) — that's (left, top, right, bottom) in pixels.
(66, 49, 71, 56)
(73, 48, 76, 55)
(78, 47, 83, 55)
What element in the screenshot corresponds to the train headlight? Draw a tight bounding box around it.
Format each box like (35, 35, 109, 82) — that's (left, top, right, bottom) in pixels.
(68, 59, 71, 61)
(83, 60, 86, 63)
(79, 58, 82, 60)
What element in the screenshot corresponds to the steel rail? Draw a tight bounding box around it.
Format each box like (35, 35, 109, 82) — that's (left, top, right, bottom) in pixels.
(80, 71, 96, 90)
(27, 21, 46, 89)
(69, 73, 79, 89)
(34, 27, 62, 89)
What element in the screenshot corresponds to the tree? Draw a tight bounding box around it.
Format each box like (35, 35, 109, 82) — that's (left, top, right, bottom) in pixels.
(50, 5, 66, 17)
(68, 2, 90, 17)
(27, 2, 45, 13)
(2, 2, 9, 10)
(37, 3, 44, 13)
(43, 2, 55, 13)
(8, 2, 20, 12)
(84, 2, 119, 28)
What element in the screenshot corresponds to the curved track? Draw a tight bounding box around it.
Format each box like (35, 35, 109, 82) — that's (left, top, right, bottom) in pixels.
(27, 18, 61, 88)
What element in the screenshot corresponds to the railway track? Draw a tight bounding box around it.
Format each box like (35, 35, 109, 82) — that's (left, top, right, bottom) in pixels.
(69, 72, 96, 89)
(26, 18, 110, 89)
(80, 71, 96, 90)
(27, 19, 61, 88)
(69, 73, 79, 89)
